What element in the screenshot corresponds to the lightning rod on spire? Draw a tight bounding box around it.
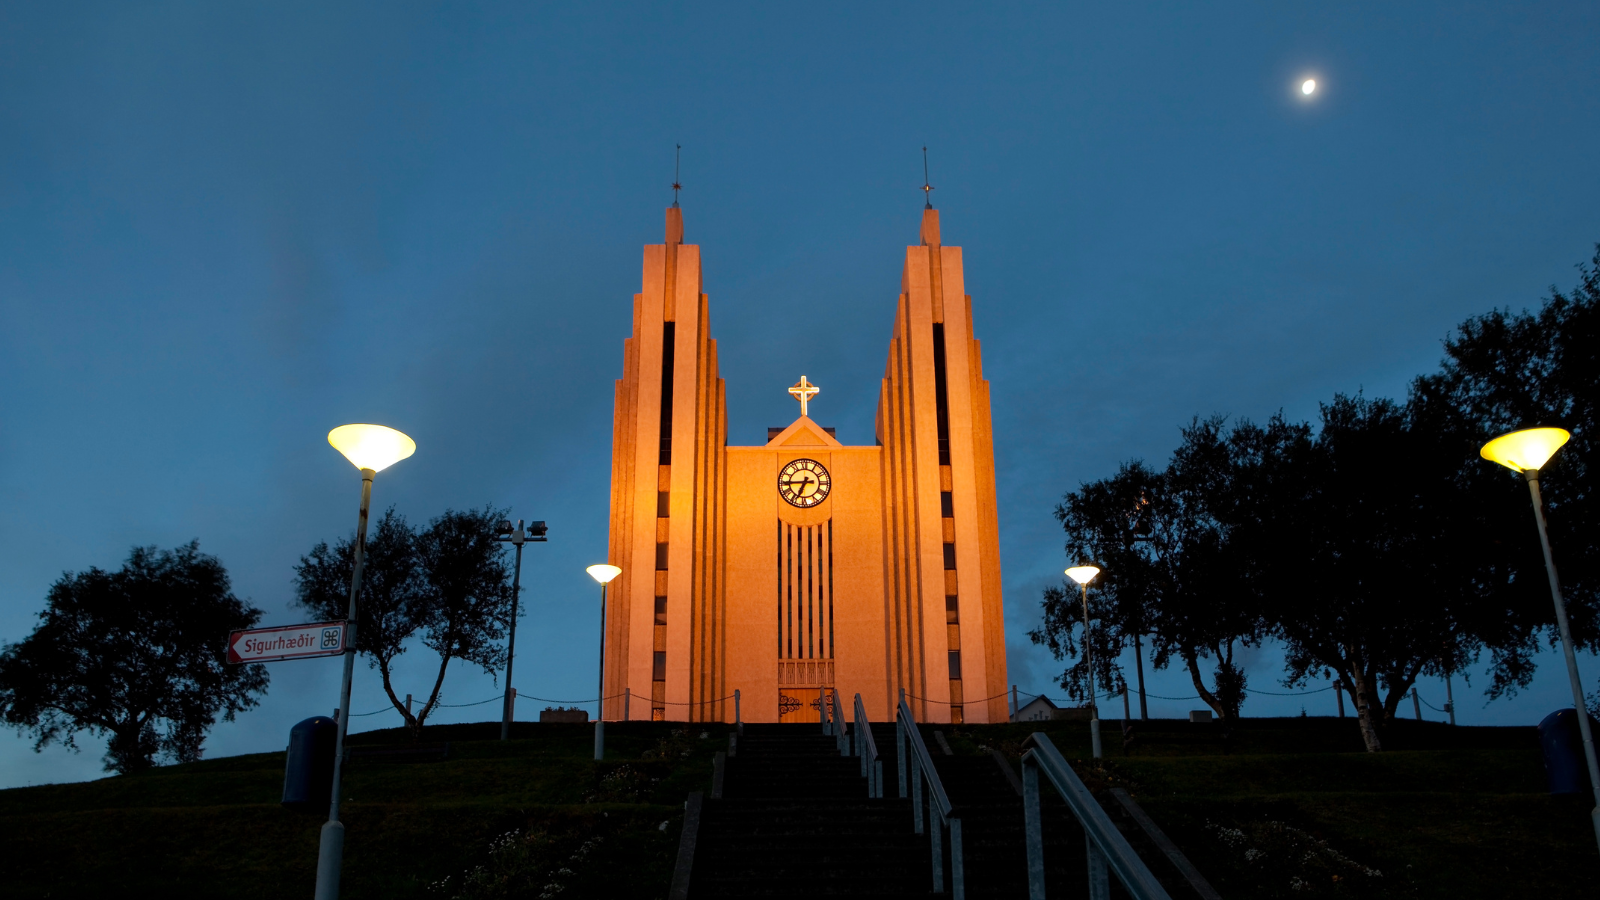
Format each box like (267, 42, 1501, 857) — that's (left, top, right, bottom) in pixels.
(672, 144, 682, 208)
(922, 146, 934, 209)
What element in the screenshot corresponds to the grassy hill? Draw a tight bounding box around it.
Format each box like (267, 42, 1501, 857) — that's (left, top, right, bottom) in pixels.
(0, 715, 1593, 898)
(0, 721, 722, 899)
(950, 715, 1597, 899)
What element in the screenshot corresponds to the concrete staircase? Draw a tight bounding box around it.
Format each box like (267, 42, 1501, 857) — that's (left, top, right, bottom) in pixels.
(679, 722, 1214, 899)
(686, 723, 925, 898)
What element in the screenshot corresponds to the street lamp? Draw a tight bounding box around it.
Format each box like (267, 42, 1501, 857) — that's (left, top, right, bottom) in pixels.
(587, 563, 622, 761)
(494, 519, 548, 741)
(316, 424, 415, 900)
(1480, 426, 1600, 852)
(1065, 565, 1103, 759)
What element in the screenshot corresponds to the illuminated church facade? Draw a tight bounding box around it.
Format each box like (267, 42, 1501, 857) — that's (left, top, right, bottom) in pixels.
(602, 205, 1007, 724)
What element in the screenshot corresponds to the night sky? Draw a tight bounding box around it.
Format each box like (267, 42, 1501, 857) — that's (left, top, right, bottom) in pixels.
(3, 4, 1597, 787)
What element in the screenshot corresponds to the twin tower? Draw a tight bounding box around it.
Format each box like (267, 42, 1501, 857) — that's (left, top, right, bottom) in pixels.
(603, 206, 1008, 725)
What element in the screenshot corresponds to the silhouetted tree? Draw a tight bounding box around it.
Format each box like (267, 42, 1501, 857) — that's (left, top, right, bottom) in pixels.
(1237, 395, 1526, 751)
(0, 543, 268, 774)
(1412, 246, 1598, 650)
(1035, 423, 1272, 724)
(295, 508, 424, 728)
(410, 507, 514, 739)
(295, 506, 513, 740)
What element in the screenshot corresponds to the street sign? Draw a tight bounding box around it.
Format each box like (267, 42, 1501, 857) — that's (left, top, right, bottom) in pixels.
(227, 621, 347, 664)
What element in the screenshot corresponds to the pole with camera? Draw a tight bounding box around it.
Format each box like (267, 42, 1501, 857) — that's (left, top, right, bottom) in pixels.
(495, 518, 548, 741)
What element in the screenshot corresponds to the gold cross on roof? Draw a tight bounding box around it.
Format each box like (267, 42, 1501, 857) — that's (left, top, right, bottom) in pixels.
(788, 376, 819, 418)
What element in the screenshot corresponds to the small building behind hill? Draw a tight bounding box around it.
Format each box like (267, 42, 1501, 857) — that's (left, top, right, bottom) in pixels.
(1014, 694, 1094, 722)
(1015, 695, 1059, 722)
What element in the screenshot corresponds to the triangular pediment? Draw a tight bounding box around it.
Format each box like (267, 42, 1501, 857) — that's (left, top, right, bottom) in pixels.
(766, 417, 844, 449)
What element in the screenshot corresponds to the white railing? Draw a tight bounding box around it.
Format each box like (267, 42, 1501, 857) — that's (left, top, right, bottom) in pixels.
(1021, 732, 1173, 900)
(898, 694, 964, 899)
(851, 692, 883, 798)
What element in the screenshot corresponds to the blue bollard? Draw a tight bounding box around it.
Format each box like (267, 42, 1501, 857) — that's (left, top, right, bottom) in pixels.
(282, 716, 339, 812)
(1538, 709, 1600, 795)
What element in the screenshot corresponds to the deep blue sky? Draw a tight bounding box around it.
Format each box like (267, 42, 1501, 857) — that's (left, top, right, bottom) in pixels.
(3, 3, 1597, 786)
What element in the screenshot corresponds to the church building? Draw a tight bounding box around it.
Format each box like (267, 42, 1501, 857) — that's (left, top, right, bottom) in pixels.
(601, 204, 1007, 725)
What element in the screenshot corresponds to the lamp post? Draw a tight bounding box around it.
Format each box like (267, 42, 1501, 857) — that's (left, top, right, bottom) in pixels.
(586, 564, 622, 761)
(316, 424, 416, 900)
(494, 519, 548, 741)
(1065, 565, 1102, 758)
(1480, 426, 1600, 852)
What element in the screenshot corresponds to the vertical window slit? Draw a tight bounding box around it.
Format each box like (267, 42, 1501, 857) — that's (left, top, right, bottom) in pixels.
(825, 515, 838, 656)
(658, 323, 676, 465)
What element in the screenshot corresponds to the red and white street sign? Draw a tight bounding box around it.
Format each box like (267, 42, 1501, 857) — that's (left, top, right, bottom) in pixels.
(227, 621, 347, 664)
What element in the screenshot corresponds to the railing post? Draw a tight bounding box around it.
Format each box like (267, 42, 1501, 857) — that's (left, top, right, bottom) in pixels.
(1023, 756, 1045, 900)
(950, 815, 965, 900)
(836, 692, 848, 756)
(897, 716, 908, 798)
(929, 800, 944, 894)
(840, 693, 849, 756)
(734, 688, 741, 735)
(874, 759, 883, 799)
(1086, 835, 1110, 900)
(911, 748, 924, 834)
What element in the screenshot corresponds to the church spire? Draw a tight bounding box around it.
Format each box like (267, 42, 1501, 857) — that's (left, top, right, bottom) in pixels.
(665, 144, 684, 244)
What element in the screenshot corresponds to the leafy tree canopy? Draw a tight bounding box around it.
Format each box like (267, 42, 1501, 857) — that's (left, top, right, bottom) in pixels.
(0, 543, 268, 774)
(295, 506, 512, 740)
(1413, 245, 1599, 647)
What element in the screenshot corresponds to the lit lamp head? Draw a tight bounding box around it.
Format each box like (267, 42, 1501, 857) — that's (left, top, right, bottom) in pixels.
(587, 564, 622, 586)
(1065, 565, 1101, 586)
(328, 424, 416, 475)
(1480, 427, 1571, 475)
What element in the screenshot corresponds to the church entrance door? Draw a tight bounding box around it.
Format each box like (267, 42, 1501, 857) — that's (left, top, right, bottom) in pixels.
(777, 685, 829, 724)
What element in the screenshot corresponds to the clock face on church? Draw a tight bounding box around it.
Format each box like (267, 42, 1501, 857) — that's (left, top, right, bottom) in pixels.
(778, 458, 832, 507)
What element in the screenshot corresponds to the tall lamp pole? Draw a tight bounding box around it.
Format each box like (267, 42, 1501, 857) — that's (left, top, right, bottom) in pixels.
(1480, 426, 1600, 853)
(316, 424, 416, 900)
(587, 564, 622, 761)
(1065, 565, 1102, 758)
(495, 519, 548, 741)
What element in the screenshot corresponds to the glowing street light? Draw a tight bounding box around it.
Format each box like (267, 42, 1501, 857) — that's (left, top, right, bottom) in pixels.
(1065, 565, 1103, 758)
(587, 564, 622, 761)
(1480, 426, 1600, 852)
(316, 424, 415, 900)
(1481, 426, 1569, 473)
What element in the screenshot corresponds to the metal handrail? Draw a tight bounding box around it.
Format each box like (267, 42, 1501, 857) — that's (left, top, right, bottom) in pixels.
(852, 692, 883, 798)
(1020, 732, 1173, 900)
(819, 686, 831, 736)
(898, 695, 964, 899)
(831, 689, 849, 756)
